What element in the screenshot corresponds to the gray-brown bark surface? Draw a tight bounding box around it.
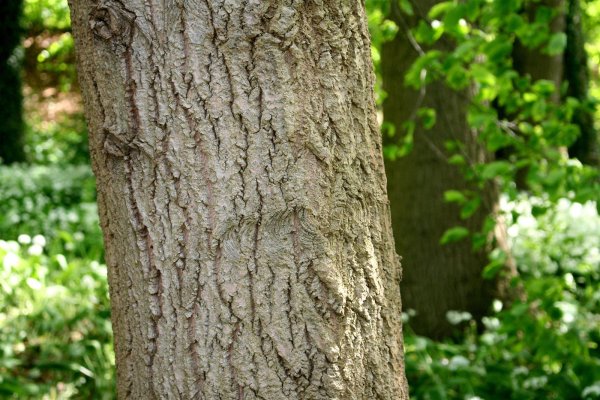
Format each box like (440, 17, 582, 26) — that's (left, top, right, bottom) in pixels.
(382, 1, 497, 339)
(68, 1, 408, 399)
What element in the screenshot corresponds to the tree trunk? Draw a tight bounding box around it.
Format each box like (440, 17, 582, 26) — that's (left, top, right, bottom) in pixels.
(564, 0, 599, 165)
(382, 2, 497, 339)
(0, 0, 25, 164)
(68, 1, 408, 399)
(512, 0, 566, 103)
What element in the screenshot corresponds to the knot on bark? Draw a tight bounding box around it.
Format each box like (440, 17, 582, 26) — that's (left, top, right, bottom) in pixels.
(89, 3, 134, 42)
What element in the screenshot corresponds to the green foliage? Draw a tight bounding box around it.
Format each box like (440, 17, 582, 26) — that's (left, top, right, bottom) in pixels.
(405, 0, 600, 206)
(0, 164, 102, 260)
(368, 1, 600, 398)
(366, 0, 398, 105)
(34, 32, 76, 92)
(405, 197, 600, 399)
(23, 0, 77, 93)
(0, 164, 113, 398)
(23, 0, 70, 33)
(384, 0, 600, 247)
(0, 239, 114, 399)
(25, 112, 89, 165)
(440, 226, 470, 245)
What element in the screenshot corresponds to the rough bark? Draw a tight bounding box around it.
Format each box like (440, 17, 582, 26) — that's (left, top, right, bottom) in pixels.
(0, 0, 26, 164)
(564, 0, 599, 165)
(68, 1, 408, 399)
(382, 1, 497, 339)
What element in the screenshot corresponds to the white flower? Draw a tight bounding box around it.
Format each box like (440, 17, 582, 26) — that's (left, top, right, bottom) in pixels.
(55, 254, 68, 269)
(583, 382, 600, 398)
(448, 355, 470, 370)
(32, 234, 46, 247)
(26, 278, 42, 290)
(493, 299, 503, 313)
(17, 234, 31, 245)
(446, 310, 472, 325)
(28, 244, 43, 256)
(3, 252, 20, 269)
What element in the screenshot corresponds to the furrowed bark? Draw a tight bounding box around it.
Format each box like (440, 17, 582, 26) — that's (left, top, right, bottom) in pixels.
(68, 1, 408, 398)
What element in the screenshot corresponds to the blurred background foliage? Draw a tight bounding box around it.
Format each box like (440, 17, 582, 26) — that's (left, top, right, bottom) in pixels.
(0, 0, 598, 398)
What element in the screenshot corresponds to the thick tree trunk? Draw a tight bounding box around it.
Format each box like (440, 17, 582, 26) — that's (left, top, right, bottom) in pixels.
(0, 0, 25, 164)
(382, 2, 497, 339)
(68, 1, 408, 399)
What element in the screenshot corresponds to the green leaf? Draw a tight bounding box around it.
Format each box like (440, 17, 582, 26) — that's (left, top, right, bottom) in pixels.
(440, 226, 470, 244)
(493, 0, 520, 14)
(428, 1, 454, 19)
(448, 154, 466, 165)
(381, 121, 396, 138)
(483, 37, 512, 63)
(460, 196, 481, 219)
(504, 14, 525, 33)
(471, 232, 487, 251)
(446, 64, 470, 89)
(399, 0, 414, 15)
(413, 21, 443, 45)
(417, 107, 437, 129)
(483, 248, 507, 279)
(482, 216, 496, 234)
(480, 161, 513, 180)
(482, 259, 504, 279)
(486, 130, 515, 152)
(545, 32, 567, 55)
(383, 144, 400, 160)
(532, 80, 556, 96)
(405, 51, 443, 88)
(392, 121, 415, 158)
(444, 190, 467, 204)
(463, 0, 480, 21)
(535, 6, 554, 24)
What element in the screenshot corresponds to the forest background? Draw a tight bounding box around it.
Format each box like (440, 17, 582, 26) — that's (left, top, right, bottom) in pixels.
(0, 0, 598, 398)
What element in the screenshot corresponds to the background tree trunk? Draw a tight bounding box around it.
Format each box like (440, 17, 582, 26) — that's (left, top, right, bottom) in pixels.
(564, 0, 599, 165)
(68, 1, 408, 398)
(0, 0, 26, 164)
(512, 0, 566, 102)
(382, 1, 497, 339)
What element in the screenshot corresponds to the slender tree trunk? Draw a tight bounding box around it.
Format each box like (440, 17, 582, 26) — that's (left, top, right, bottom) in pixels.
(0, 0, 25, 164)
(68, 1, 408, 398)
(382, 2, 497, 339)
(564, 0, 599, 165)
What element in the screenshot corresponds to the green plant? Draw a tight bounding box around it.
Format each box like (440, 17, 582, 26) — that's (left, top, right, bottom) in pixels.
(24, 112, 89, 165)
(0, 163, 113, 398)
(404, 197, 600, 399)
(0, 164, 102, 261)
(0, 238, 114, 399)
